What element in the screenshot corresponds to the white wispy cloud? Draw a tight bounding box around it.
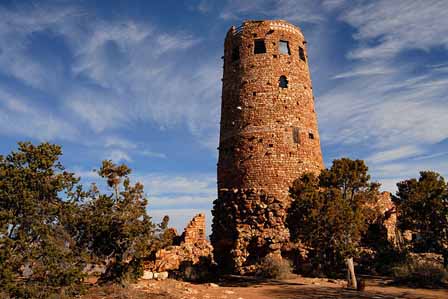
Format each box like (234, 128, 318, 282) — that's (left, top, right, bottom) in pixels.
(313, 0, 448, 192)
(104, 136, 138, 150)
(341, 0, 448, 60)
(140, 150, 167, 159)
(218, 0, 326, 23)
(136, 173, 216, 234)
(107, 149, 133, 163)
(318, 72, 448, 148)
(196, 0, 213, 13)
(0, 88, 79, 141)
(68, 168, 215, 233)
(73, 168, 99, 180)
(412, 151, 448, 161)
(373, 156, 448, 192)
(318, 0, 448, 150)
(66, 90, 130, 133)
(332, 65, 395, 79)
(0, 2, 219, 151)
(366, 145, 423, 164)
(322, 0, 347, 11)
(136, 173, 216, 196)
(88, 135, 166, 162)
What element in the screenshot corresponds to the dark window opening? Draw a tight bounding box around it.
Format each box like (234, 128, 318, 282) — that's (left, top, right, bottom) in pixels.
(232, 47, 240, 62)
(254, 39, 266, 54)
(279, 40, 290, 55)
(253, 92, 256, 96)
(308, 132, 315, 139)
(293, 127, 300, 144)
(279, 75, 288, 88)
(299, 46, 306, 61)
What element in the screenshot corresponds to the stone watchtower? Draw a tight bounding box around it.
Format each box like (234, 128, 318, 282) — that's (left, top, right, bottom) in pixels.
(211, 20, 324, 274)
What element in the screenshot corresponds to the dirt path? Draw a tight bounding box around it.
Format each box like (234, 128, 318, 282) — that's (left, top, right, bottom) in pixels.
(83, 275, 448, 299)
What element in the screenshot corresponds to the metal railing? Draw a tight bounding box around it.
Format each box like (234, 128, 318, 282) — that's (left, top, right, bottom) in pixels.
(233, 25, 244, 36)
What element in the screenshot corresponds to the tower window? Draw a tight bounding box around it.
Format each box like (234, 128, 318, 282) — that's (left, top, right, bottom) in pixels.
(279, 75, 288, 88)
(279, 40, 290, 55)
(308, 132, 315, 139)
(232, 47, 240, 62)
(254, 39, 266, 54)
(299, 46, 306, 61)
(293, 127, 300, 144)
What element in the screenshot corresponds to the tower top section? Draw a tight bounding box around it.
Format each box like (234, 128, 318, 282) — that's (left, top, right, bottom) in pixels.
(218, 18, 323, 198)
(227, 20, 304, 40)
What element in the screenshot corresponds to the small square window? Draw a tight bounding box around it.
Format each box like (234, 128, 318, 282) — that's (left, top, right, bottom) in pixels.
(254, 39, 266, 54)
(279, 40, 290, 55)
(279, 76, 288, 88)
(308, 132, 315, 139)
(299, 46, 306, 61)
(232, 47, 239, 62)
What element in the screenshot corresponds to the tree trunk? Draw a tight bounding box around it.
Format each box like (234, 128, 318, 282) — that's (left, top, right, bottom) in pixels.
(346, 257, 357, 289)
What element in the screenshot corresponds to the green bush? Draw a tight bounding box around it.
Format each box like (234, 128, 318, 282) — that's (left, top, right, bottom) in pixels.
(257, 256, 293, 279)
(0, 142, 165, 297)
(392, 260, 448, 287)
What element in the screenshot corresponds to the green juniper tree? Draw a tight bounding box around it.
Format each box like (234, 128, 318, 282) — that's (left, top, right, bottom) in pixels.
(0, 142, 170, 297)
(393, 171, 448, 265)
(0, 142, 87, 298)
(288, 158, 380, 288)
(74, 160, 157, 284)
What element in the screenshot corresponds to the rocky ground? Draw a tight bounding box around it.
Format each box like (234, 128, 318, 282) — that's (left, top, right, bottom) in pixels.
(82, 275, 447, 299)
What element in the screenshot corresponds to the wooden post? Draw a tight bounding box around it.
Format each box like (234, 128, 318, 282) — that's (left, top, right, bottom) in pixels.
(346, 257, 357, 289)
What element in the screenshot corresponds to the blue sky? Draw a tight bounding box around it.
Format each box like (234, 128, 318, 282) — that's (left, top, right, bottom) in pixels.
(0, 0, 447, 233)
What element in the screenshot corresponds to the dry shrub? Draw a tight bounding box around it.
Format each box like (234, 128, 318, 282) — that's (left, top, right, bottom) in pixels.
(258, 256, 293, 279)
(392, 260, 448, 288)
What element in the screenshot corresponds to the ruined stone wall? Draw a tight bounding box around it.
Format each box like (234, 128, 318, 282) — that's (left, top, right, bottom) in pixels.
(147, 214, 213, 274)
(213, 20, 324, 273)
(182, 212, 206, 245)
(376, 192, 398, 246)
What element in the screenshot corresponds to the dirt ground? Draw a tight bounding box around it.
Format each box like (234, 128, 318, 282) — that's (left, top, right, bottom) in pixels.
(82, 275, 448, 299)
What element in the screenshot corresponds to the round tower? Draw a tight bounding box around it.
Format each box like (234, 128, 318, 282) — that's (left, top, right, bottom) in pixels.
(212, 20, 324, 274)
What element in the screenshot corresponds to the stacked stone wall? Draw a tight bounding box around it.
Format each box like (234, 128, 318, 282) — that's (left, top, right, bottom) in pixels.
(212, 188, 289, 274)
(376, 192, 398, 246)
(146, 213, 213, 275)
(183, 212, 206, 244)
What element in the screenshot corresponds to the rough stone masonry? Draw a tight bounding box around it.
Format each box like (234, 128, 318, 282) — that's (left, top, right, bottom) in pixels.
(145, 213, 213, 277)
(211, 20, 324, 274)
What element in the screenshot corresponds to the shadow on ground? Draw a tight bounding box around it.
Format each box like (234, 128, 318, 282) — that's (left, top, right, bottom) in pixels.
(217, 274, 310, 288)
(218, 275, 446, 299)
(264, 286, 420, 299)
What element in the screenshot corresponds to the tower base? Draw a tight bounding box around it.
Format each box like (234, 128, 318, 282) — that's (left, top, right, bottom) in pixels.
(211, 188, 290, 274)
